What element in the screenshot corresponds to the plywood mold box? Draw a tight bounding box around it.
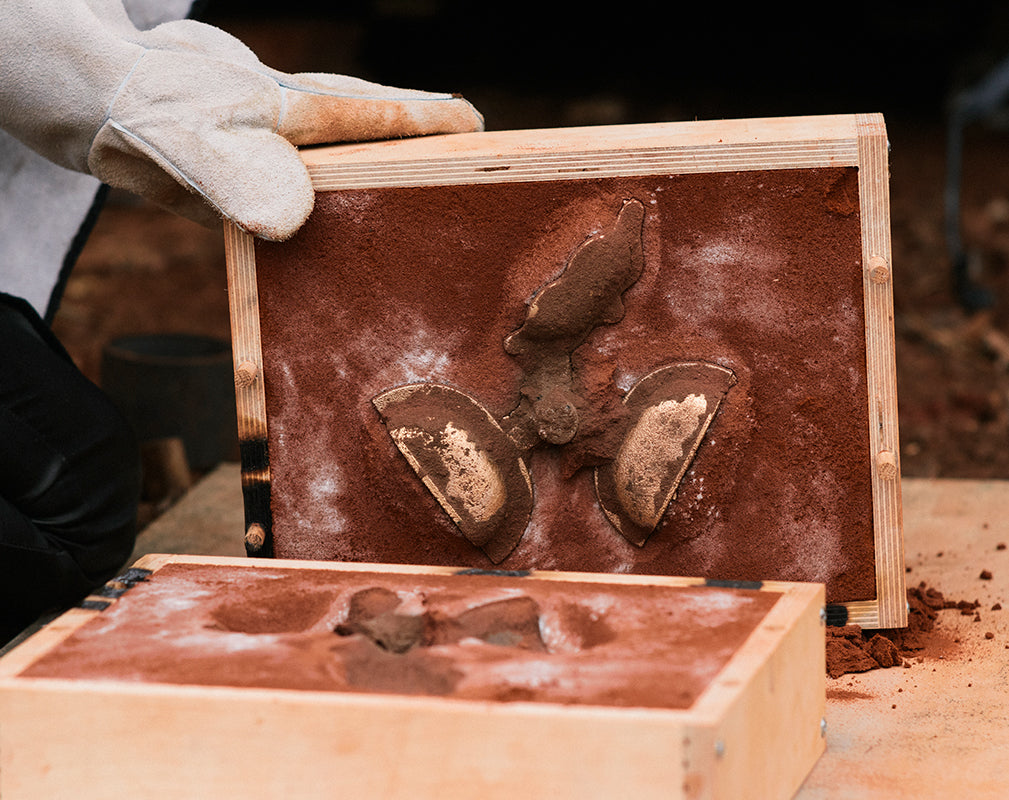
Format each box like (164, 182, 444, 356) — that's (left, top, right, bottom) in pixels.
(225, 113, 904, 629)
(0, 554, 824, 799)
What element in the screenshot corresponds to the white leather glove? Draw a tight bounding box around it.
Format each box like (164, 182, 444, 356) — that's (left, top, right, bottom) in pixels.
(0, 1, 483, 240)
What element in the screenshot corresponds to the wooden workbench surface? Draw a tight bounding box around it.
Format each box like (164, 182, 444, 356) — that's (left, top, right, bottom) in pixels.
(800, 478, 1009, 798)
(132, 468, 1009, 797)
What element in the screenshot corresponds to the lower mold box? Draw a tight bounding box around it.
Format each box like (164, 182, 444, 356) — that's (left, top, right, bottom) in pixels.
(0, 554, 825, 800)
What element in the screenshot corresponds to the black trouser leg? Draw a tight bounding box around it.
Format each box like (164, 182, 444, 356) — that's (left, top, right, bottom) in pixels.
(0, 294, 140, 642)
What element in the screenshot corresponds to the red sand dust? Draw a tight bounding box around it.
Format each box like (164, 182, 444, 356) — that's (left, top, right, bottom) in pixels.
(825, 583, 980, 678)
(22, 563, 782, 711)
(253, 168, 876, 602)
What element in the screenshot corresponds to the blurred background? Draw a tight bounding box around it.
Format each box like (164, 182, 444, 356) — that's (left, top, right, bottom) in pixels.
(53, 1, 1009, 480)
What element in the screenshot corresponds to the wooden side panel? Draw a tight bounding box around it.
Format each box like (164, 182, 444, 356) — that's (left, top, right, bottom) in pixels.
(855, 113, 907, 629)
(697, 581, 826, 799)
(304, 115, 859, 191)
(0, 683, 686, 800)
(301, 114, 862, 174)
(224, 224, 267, 441)
(224, 224, 274, 556)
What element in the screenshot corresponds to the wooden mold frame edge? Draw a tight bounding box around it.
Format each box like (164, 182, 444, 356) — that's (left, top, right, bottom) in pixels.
(224, 223, 274, 557)
(224, 114, 903, 626)
(686, 576, 826, 799)
(0, 554, 824, 800)
(852, 113, 907, 629)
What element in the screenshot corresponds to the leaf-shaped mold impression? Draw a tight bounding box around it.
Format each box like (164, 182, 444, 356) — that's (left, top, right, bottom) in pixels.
(595, 362, 735, 546)
(374, 384, 533, 563)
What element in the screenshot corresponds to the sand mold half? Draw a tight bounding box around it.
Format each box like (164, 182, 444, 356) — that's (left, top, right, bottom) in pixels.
(22, 563, 781, 710)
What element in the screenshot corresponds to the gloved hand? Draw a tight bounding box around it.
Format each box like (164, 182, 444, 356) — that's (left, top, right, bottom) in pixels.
(0, 1, 483, 240)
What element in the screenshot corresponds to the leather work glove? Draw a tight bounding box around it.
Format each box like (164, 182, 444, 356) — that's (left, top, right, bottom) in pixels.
(0, 1, 484, 240)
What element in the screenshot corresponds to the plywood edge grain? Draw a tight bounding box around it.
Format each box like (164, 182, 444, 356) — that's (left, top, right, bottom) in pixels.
(302, 115, 862, 191)
(840, 600, 886, 629)
(856, 113, 907, 629)
(223, 223, 268, 445)
(301, 115, 861, 165)
(223, 222, 274, 557)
